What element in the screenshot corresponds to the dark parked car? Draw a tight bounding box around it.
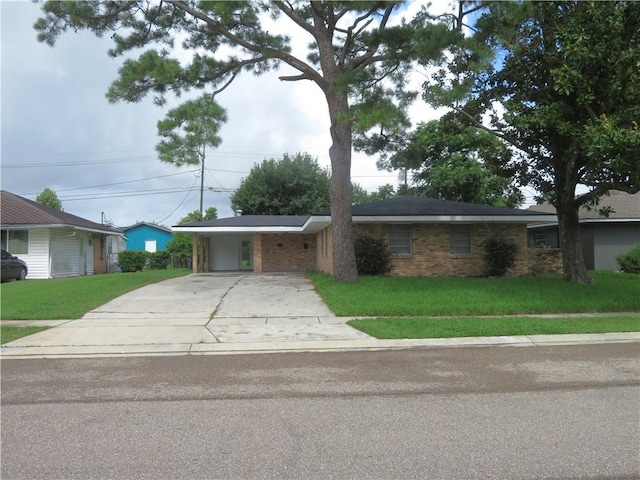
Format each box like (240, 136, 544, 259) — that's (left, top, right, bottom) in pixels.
(1, 249, 28, 282)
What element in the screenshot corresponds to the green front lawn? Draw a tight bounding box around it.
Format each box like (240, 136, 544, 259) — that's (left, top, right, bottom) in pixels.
(348, 316, 640, 339)
(310, 271, 640, 316)
(0, 269, 190, 320)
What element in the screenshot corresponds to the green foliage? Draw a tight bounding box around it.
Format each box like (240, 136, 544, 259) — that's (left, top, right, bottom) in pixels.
(148, 251, 170, 270)
(383, 115, 524, 207)
(166, 234, 192, 268)
(469, 1, 640, 201)
(156, 95, 227, 166)
(352, 183, 396, 204)
(616, 244, 640, 274)
(231, 152, 330, 215)
(421, 1, 640, 282)
(35, 188, 62, 210)
(166, 208, 218, 267)
(482, 236, 519, 277)
(117, 250, 149, 272)
(354, 234, 391, 276)
(179, 208, 218, 224)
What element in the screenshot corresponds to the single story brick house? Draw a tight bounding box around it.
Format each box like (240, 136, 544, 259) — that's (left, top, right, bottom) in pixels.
(173, 196, 560, 277)
(1, 190, 125, 279)
(527, 191, 640, 270)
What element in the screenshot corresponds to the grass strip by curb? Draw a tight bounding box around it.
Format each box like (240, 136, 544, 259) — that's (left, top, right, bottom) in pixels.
(1, 326, 50, 344)
(347, 316, 640, 339)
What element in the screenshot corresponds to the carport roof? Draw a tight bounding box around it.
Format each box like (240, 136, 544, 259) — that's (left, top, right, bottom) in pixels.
(180, 215, 310, 228)
(172, 214, 329, 234)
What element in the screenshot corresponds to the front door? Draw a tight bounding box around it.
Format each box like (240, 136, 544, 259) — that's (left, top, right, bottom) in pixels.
(239, 239, 252, 270)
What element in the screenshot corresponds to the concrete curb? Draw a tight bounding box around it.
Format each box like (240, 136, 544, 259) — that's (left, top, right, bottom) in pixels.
(1, 331, 638, 360)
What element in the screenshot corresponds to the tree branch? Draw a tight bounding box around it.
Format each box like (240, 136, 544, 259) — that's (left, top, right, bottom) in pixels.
(273, 0, 316, 36)
(171, 1, 324, 87)
(344, 5, 395, 72)
(279, 73, 313, 81)
(455, 107, 541, 160)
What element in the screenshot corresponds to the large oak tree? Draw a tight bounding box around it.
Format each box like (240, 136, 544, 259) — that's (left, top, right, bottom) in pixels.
(423, 1, 640, 283)
(35, 1, 455, 282)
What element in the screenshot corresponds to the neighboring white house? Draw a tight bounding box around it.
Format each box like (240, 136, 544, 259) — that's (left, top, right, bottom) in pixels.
(1, 190, 126, 279)
(528, 190, 640, 270)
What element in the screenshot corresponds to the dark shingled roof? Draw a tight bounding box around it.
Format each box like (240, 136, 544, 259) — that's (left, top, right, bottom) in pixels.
(179, 215, 310, 228)
(315, 196, 552, 217)
(1, 190, 123, 234)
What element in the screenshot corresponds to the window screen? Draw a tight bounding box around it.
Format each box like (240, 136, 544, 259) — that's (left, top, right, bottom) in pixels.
(1, 230, 28, 254)
(450, 225, 472, 254)
(389, 224, 411, 254)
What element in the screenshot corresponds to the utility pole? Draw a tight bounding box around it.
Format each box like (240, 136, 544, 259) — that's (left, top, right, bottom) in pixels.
(199, 144, 205, 215)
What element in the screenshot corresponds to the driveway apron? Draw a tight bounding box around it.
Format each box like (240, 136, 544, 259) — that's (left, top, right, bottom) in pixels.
(1, 273, 371, 357)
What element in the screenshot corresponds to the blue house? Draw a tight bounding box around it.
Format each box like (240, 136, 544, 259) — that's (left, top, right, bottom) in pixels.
(122, 222, 173, 252)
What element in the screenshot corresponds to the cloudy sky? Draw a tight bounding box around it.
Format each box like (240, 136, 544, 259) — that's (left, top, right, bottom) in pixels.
(2, 1, 450, 228)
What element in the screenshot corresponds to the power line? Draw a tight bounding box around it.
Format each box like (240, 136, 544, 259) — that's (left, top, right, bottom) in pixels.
(18, 170, 199, 196)
(154, 177, 200, 225)
(58, 187, 199, 202)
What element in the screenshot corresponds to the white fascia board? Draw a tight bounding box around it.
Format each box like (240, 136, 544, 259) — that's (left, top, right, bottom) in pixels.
(351, 215, 558, 223)
(172, 225, 307, 234)
(528, 217, 639, 229)
(73, 226, 125, 236)
(1, 223, 122, 236)
(579, 217, 640, 223)
(303, 216, 332, 233)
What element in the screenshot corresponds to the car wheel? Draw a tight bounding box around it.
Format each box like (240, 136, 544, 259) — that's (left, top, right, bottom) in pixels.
(18, 267, 27, 281)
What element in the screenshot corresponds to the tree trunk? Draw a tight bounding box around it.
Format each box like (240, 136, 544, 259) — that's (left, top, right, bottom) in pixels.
(326, 90, 359, 282)
(556, 199, 593, 284)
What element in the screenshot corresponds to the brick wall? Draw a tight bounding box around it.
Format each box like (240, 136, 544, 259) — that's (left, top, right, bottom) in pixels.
(258, 233, 317, 272)
(316, 226, 333, 274)
(355, 222, 529, 277)
(527, 248, 563, 275)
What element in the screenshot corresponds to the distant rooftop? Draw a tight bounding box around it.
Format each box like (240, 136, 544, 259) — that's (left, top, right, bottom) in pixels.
(528, 191, 639, 219)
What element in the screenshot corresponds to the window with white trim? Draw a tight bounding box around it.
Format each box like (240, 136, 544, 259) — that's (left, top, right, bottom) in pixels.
(1, 229, 28, 255)
(450, 225, 472, 254)
(389, 224, 411, 255)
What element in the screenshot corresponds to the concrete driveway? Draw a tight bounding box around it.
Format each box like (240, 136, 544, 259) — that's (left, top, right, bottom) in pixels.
(1, 273, 373, 358)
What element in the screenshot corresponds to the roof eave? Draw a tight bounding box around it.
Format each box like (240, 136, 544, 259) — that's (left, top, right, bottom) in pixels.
(1, 223, 124, 236)
(349, 215, 558, 223)
(172, 225, 308, 234)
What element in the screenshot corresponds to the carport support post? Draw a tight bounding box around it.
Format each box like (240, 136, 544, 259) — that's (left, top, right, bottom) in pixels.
(192, 234, 199, 273)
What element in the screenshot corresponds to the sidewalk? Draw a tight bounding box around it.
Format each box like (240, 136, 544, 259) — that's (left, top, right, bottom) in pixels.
(2, 316, 638, 359)
(1, 273, 639, 359)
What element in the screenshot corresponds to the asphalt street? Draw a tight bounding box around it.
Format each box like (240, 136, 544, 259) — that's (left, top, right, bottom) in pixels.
(2, 344, 639, 479)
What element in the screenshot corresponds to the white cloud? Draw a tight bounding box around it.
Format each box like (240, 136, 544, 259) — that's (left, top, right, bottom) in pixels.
(1, 1, 443, 227)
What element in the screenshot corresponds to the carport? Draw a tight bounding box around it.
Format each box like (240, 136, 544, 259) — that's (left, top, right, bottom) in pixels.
(172, 215, 330, 273)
